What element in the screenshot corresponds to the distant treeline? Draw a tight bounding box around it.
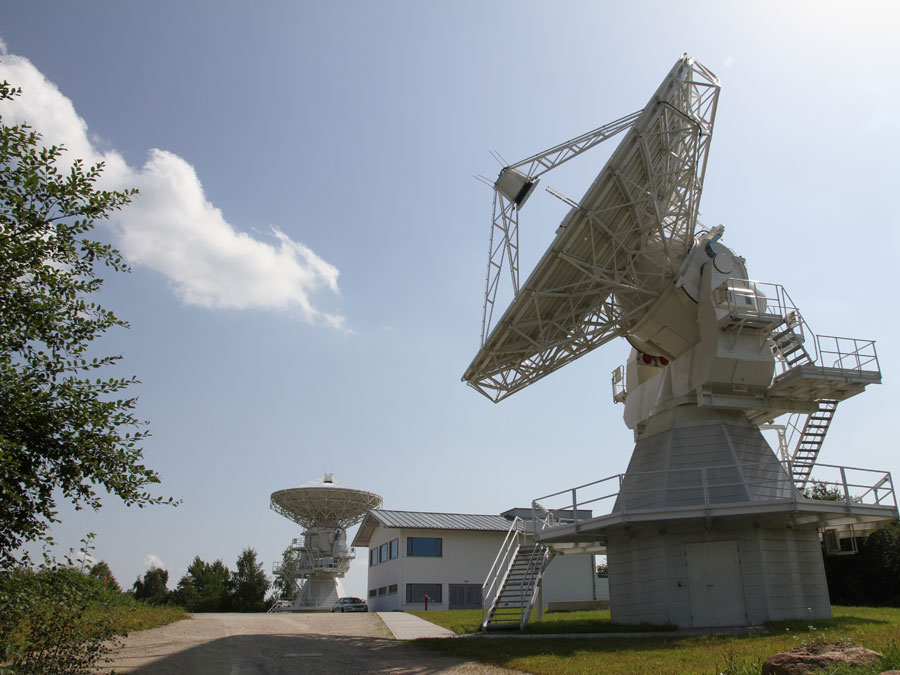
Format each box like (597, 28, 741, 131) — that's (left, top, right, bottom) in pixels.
(132, 547, 270, 613)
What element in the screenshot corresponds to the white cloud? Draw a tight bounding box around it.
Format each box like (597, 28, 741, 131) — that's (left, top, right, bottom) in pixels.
(0, 53, 345, 327)
(143, 554, 165, 570)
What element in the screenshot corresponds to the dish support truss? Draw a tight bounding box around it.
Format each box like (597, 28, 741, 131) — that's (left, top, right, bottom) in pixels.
(467, 55, 720, 402)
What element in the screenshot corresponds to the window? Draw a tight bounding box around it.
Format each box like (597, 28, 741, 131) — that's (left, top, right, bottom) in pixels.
(371, 539, 400, 566)
(406, 583, 442, 603)
(449, 584, 482, 610)
(388, 584, 398, 595)
(407, 537, 442, 557)
(378, 586, 387, 596)
(368, 589, 376, 598)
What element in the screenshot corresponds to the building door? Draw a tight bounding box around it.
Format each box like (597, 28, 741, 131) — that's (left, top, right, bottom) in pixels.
(684, 541, 746, 627)
(449, 584, 482, 609)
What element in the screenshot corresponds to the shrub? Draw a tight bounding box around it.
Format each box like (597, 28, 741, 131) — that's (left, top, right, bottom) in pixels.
(0, 565, 122, 673)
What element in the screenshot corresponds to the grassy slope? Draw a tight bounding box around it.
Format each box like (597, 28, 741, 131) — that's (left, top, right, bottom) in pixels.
(410, 606, 900, 674)
(97, 603, 189, 634)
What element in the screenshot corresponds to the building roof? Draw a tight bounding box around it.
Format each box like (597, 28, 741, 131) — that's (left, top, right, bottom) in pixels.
(351, 509, 519, 547)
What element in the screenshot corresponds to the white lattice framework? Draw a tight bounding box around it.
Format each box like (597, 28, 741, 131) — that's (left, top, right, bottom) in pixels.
(465, 55, 720, 402)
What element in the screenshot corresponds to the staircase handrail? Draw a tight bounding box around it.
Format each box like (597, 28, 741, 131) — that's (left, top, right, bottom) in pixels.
(520, 544, 553, 629)
(482, 516, 525, 629)
(765, 283, 821, 373)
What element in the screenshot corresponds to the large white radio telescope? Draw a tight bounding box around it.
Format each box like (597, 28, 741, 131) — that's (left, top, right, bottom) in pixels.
(270, 473, 382, 610)
(467, 55, 897, 630)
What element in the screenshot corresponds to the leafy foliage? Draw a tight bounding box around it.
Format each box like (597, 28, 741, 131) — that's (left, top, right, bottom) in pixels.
(88, 559, 121, 593)
(230, 548, 270, 612)
(1, 552, 187, 674)
(0, 564, 121, 673)
(823, 520, 900, 606)
(0, 78, 176, 565)
(174, 557, 232, 612)
(132, 567, 169, 605)
(802, 482, 848, 501)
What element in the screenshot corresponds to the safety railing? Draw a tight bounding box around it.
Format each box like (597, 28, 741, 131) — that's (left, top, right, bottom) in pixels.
(273, 553, 352, 577)
(482, 516, 526, 630)
(714, 279, 798, 330)
(814, 335, 879, 374)
(800, 463, 896, 507)
(531, 462, 896, 531)
(611, 365, 626, 404)
(520, 545, 553, 629)
(532, 473, 627, 532)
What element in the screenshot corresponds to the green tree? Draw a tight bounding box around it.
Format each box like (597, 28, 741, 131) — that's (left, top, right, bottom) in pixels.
(801, 481, 847, 501)
(88, 560, 121, 593)
(0, 565, 122, 673)
(132, 567, 169, 605)
(174, 557, 231, 612)
(860, 520, 900, 605)
(0, 79, 175, 565)
(822, 520, 900, 606)
(230, 548, 270, 612)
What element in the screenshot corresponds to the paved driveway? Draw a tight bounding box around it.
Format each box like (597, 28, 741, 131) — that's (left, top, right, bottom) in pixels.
(100, 613, 520, 674)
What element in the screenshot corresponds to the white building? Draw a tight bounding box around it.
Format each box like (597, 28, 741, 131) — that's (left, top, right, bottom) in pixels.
(351, 508, 598, 612)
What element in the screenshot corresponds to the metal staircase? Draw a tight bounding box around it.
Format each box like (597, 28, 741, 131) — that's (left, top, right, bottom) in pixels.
(770, 312, 812, 367)
(767, 317, 842, 487)
(483, 542, 553, 630)
(790, 399, 839, 488)
(481, 517, 556, 631)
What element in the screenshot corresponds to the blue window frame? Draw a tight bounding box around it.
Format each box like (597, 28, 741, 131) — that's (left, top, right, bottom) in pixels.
(407, 537, 442, 557)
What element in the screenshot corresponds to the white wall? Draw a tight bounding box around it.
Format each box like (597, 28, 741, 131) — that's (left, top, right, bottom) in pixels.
(366, 527, 507, 611)
(364, 525, 596, 611)
(542, 553, 597, 603)
(607, 521, 830, 627)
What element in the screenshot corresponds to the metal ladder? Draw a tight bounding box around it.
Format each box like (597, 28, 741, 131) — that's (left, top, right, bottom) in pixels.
(770, 314, 812, 367)
(482, 543, 552, 631)
(791, 399, 839, 488)
(768, 317, 840, 487)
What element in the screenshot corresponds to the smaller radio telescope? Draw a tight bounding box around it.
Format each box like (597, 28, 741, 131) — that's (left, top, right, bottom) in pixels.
(270, 474, 382, 610)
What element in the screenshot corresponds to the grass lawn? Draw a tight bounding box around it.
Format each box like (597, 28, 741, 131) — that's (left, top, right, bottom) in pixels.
(408, 607, 674, 634)
(99, 602, 189, 633)
(409, 606, 900, 674)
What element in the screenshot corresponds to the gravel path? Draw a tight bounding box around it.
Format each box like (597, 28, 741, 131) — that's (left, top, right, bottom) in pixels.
(99, 612, 522, 674)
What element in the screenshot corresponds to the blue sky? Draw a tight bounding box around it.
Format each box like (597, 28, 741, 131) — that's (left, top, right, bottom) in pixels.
(2, 1, 899, 598)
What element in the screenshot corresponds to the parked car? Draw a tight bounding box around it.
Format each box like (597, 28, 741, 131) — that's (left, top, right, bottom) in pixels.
(332, 597, 368, 613)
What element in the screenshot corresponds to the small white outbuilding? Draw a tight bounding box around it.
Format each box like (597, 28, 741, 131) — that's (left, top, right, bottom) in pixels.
(351, 508, 600, 612)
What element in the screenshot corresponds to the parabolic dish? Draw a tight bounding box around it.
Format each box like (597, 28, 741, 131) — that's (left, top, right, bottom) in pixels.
(270, 474, 383, 530)
(463, 55, 720, 402)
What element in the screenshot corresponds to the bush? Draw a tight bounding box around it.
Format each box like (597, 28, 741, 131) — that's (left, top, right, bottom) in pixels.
(0, 565, 123, 673)
(823, 520, 900, 606)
